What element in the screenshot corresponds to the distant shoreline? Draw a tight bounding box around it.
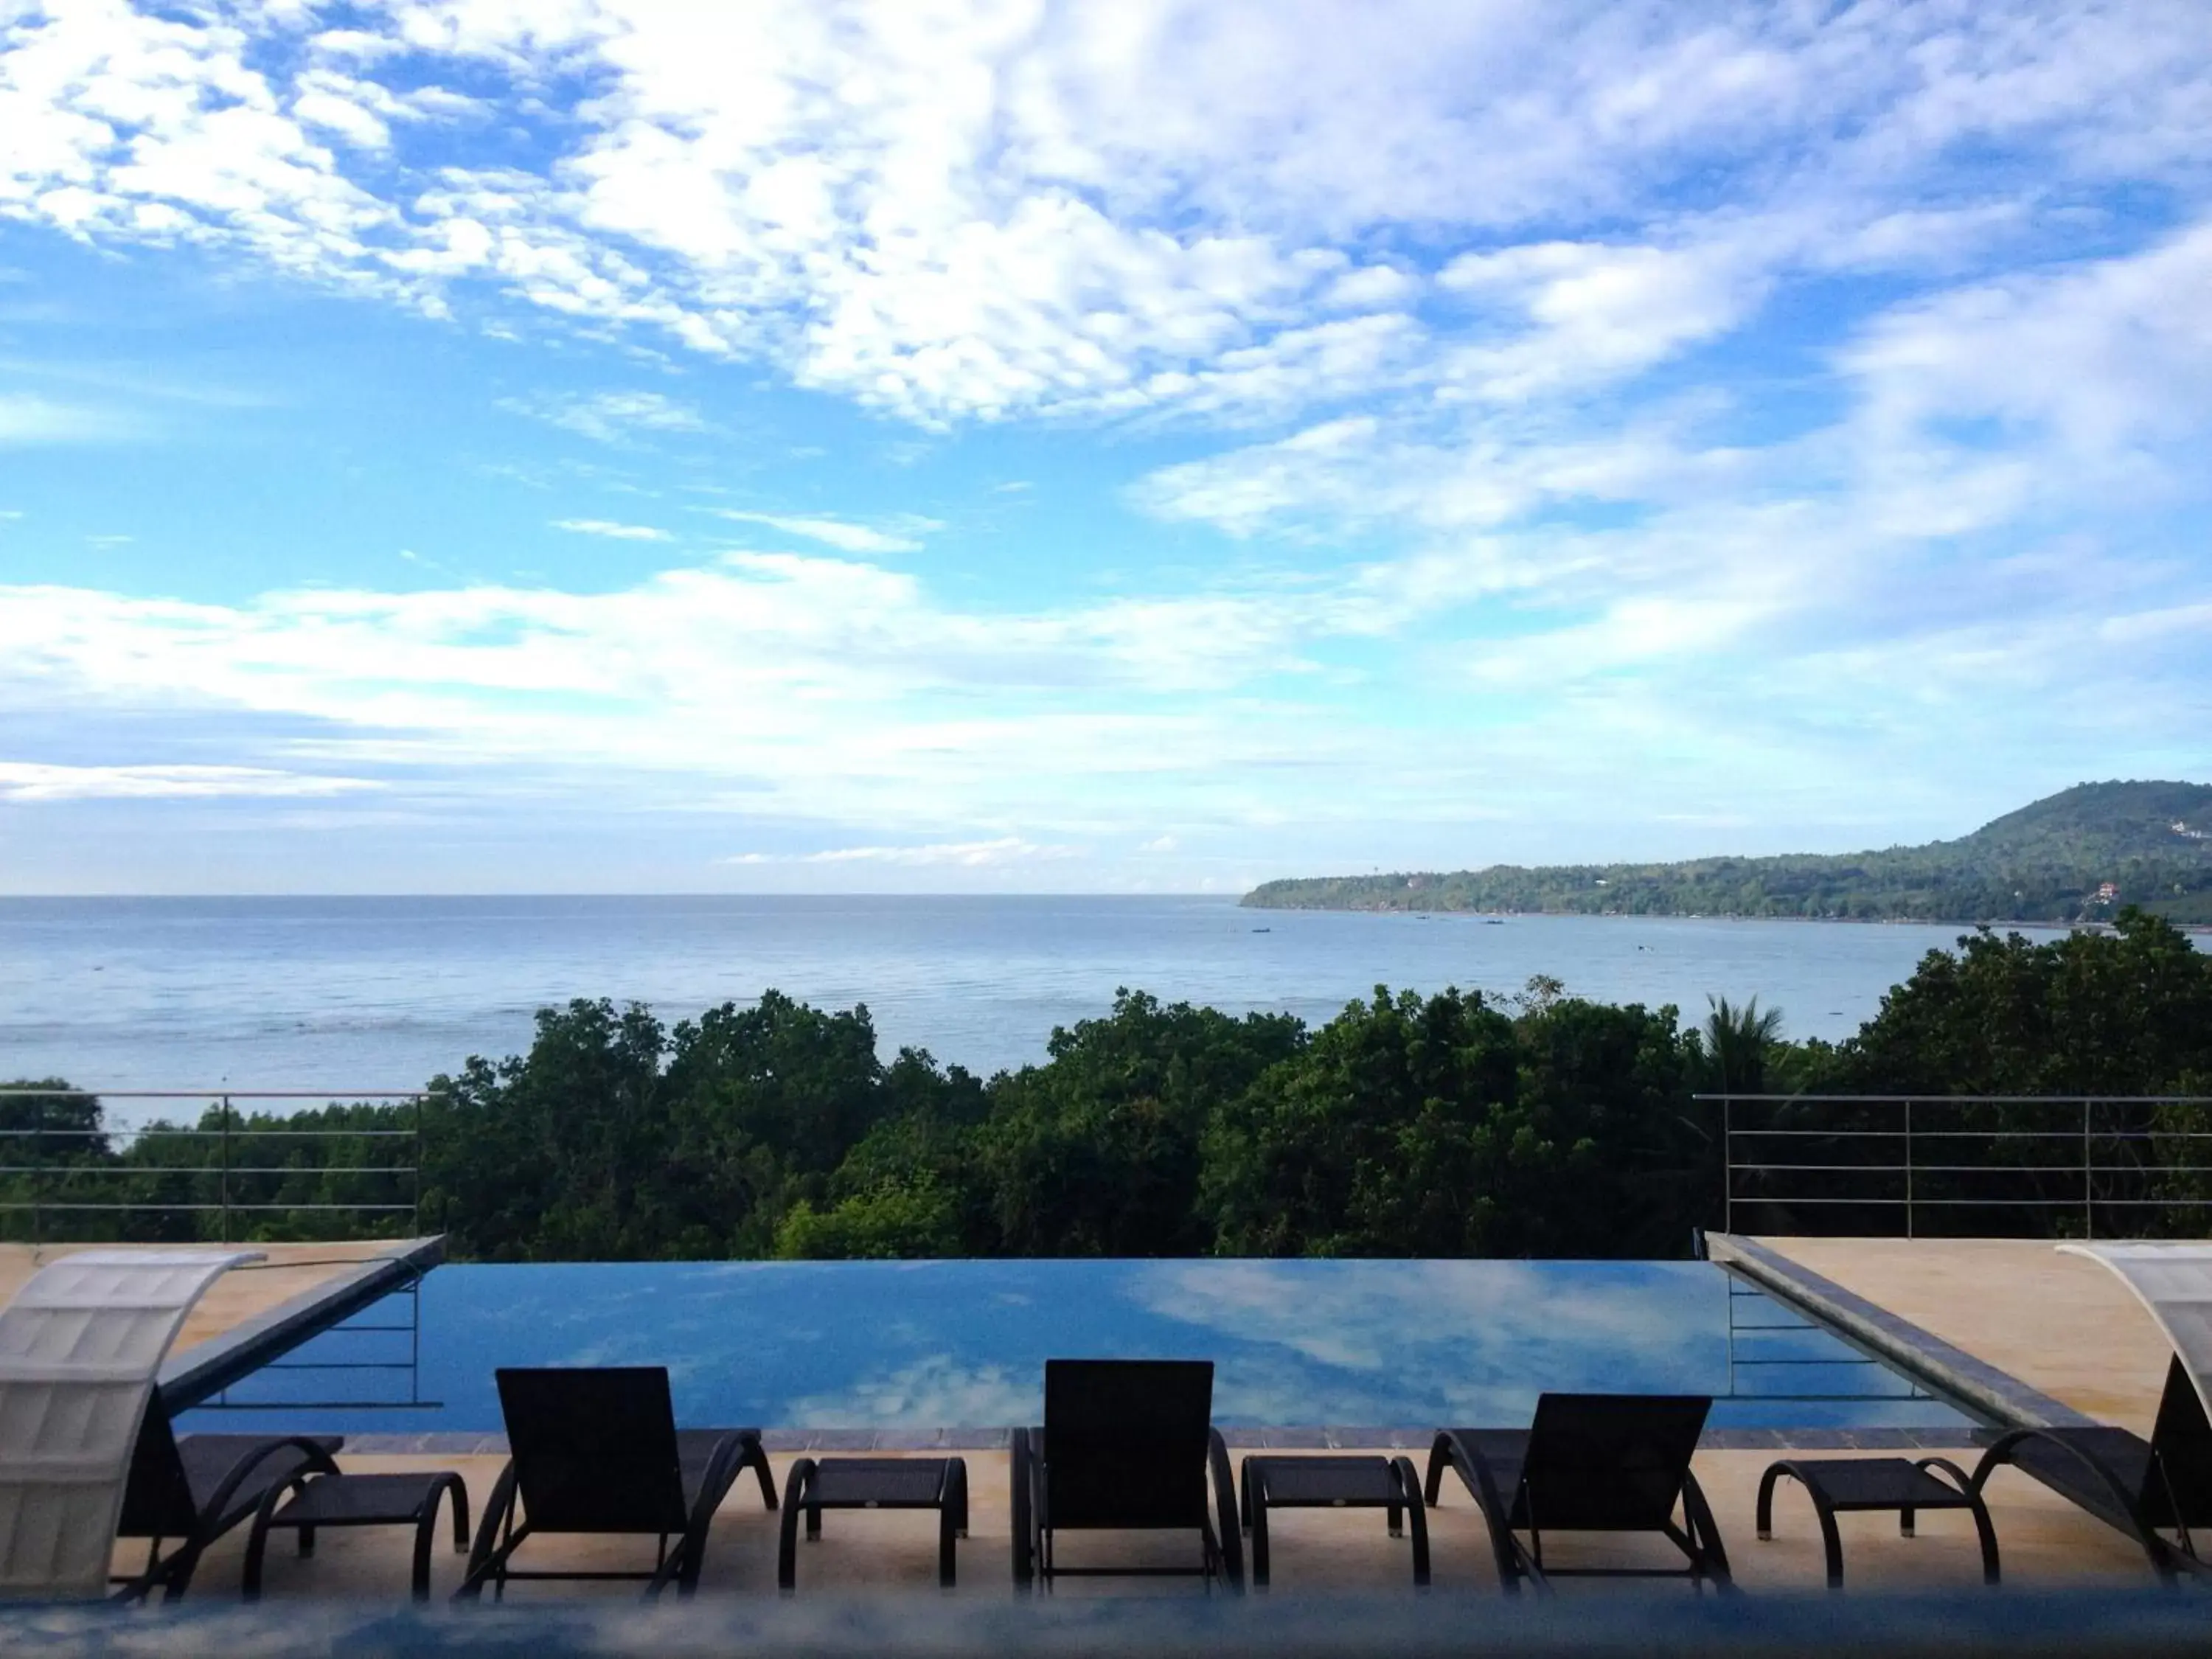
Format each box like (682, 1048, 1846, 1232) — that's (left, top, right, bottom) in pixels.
(1239, 904, 2212, 934)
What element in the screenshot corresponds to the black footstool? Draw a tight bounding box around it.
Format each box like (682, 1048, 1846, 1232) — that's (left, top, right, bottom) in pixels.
(243, 1470, 470, 1601)
(1239, 1455, 1430, 1587)
(779, 1456, 970, 1589)
(1756, 1456, 1998, 1588)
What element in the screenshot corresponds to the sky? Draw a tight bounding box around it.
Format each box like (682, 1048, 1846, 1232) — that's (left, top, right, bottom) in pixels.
(1, 0, 2210, 895)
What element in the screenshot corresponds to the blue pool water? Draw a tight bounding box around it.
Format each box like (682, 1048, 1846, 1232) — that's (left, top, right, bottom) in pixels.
(181, 1259, 1969, 1436)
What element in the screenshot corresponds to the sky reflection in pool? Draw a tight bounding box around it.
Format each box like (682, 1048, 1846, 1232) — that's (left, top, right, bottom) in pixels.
(185, 1259, 1969, 1435)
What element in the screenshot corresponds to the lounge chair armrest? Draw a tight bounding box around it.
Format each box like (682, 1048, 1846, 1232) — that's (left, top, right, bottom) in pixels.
(1913, 1455, 1976, 1498)
(455, 1458, 521, 1601)
(1010, 1427, 1034, 1587)
(1208, 1427, 1243, 1590)
(1971, 1429, 2174, 1579)
(200, 1436, 344, 1538)
(1677, 1467, 1733, 1587)
(1433, 1430, 1540, 1591)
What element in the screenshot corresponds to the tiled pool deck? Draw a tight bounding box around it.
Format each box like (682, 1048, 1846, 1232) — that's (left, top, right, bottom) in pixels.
(24, 1236, 2192, 1598)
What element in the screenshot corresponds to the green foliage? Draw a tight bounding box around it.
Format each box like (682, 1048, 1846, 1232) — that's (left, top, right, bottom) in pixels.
(1835, 908, 2212, 1096)
(1244, 780, 2212, 923)
(976, 991, 1304, 1256)
(1203, 987, 1516, 1256)
(775, 1178, 961, 1259)
(1703, 996, 1784, 1096)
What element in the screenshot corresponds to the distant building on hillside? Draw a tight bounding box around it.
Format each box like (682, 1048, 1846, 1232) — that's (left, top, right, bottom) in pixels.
(2095, 881, 2120, 904)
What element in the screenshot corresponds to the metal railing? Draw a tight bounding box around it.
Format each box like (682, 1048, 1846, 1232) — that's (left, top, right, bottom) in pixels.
(0, 1088, 425, 1245)
(1709, 1093, 2212, 1239)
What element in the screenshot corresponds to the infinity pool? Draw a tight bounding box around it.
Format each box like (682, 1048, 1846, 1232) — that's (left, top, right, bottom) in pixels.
(181, 1259, 1970, 1436)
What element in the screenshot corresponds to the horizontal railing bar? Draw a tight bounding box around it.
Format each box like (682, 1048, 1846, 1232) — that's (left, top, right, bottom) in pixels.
(0, 1090, 426, 1099)
(1728, 1357, 1881, 1366)
(1718, 1392, 1931, 1402)
(1724, 1196, 1908, 1205)
(1727, 1163, 2212, 1175)
(253, 1361, 422, 1371)
(0, 1166, 415, 1176)
(0, 1202, 417, 1212)
(1699, 1094, 2212, 1103)
(0, 1130, 419, 1139)
(1728, 1164, 1907, 1174)
(192, 1407, 447, 1416)
(1727, 1194, 2212, 1207)
(1725, 1130, 2212, 1140)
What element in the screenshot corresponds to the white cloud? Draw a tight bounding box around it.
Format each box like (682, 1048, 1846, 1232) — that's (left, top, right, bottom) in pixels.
(706, 510, 936, 555)
(496, 389, 706, 444)
(733, 837, 1077, 869)
(1436, 236, 1771, 400)
(551, 518, 670, 540)
(0, 393, 136, 444)
(1843, 220, 2212, 461)
(0, 762, 379, 801)
(10, 1, 2205, 428)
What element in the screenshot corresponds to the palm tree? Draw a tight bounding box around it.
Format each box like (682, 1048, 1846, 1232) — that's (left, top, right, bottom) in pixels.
(1704, 995, 1785, 1096)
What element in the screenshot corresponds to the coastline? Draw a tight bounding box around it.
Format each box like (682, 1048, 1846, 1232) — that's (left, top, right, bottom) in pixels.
(1236, 901, 2211, 934)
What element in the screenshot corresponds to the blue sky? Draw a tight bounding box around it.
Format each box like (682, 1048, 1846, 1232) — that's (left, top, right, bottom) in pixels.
(1, 0, 2209, 894)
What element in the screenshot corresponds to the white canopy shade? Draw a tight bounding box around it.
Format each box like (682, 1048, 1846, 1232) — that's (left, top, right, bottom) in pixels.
(2056, 1242, 2212, 1425)
(0, 1250, 262, 1598)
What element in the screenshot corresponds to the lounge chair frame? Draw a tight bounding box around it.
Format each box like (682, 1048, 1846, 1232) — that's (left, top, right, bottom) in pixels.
(455, 1367, 776, 1601)
(1010, 1358, 1243, 1591)
(111, 1390, 344, 1602)
(778, 1455, 969, 1589)
(1238, 1454, 1430, 1587)
(1754, 1455, 1998, 1588)
(1425, 1394, 1731, 1594)
(1968, 1355, 2212, 1585)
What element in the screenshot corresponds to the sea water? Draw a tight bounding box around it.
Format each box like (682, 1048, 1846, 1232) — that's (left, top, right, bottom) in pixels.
(0, 894, 2048, 1096)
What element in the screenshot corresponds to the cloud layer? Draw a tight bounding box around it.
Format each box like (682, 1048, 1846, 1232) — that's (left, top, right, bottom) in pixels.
(4, 1, 2211, 887)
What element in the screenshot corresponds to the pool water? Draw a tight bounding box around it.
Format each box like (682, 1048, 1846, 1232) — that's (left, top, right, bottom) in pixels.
(181, 1259, 1969, 1436)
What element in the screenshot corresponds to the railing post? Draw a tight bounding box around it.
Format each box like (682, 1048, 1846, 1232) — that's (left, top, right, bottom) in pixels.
(1905, 1097, 1914, 1242)
(1722, 1093, 1732, 1234)
(30, 1096, 42, 1249)
(2084, 1097, 2093, 1241)
(219, 1094, 231, 1245)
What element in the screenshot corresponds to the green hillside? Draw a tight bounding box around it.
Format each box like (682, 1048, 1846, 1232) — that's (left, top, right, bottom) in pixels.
(1242, 781, 2212, 923)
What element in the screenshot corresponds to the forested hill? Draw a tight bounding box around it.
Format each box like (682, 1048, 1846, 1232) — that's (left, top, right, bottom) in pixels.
(1243, 781, 2212, 923)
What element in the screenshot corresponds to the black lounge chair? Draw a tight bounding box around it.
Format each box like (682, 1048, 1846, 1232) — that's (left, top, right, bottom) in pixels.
(1011, 1358, 1242, 1590)
(456, 1366, 777, 1600)
(1969, 1354, 2212, 1583)
(111, 1387, 343, 1601)
(1425, 1393, 1731, 1593)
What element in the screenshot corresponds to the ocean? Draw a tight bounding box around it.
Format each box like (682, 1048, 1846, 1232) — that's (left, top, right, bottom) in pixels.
(0, 896, 2061, 1102)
